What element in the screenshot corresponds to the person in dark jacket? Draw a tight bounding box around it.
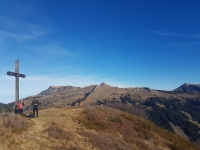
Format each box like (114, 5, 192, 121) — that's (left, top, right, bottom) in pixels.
(15, 105, 18, 114)
(32, 97, 39, 117)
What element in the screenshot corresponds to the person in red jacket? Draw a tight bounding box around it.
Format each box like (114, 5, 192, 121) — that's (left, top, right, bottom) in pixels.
(21, 99, 25, 113)
(17, 100, 23, 115)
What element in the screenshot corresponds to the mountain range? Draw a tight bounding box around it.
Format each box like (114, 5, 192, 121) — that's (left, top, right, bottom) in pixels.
(3, 83, 200, 145)
(24, 83, 200, 108)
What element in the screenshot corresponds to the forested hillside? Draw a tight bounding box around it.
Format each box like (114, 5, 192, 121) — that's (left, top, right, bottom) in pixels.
(0, 102, 14, 113)
(142, 97, 200, 143)
(101, 94, 200, 144)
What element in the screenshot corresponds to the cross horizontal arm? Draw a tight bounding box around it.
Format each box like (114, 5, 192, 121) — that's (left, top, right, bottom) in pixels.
(7, 71, 26, 78)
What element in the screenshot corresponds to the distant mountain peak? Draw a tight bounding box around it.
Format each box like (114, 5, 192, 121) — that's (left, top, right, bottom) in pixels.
(100, 82, 111, 86)
(38, 86, 80, 95)
(174, 83, 200, 92)
(49, 86, 74, 88)
(183, 83, 189, 85)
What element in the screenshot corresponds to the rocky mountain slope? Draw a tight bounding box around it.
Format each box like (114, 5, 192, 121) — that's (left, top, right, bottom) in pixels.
(0, 106, 199, 150)
(24, 83, 200, 108)
(38, 86, 82, 95)
(174, 83, 200, 92)
(21, 83, 200, 144)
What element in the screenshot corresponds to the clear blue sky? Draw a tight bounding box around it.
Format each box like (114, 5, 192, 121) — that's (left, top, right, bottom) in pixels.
(0, 0, 200, 103)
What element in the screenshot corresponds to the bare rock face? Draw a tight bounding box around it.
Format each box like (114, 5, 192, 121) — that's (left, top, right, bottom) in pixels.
(174, 83, 200, 92)
(38, 86, 79, 95)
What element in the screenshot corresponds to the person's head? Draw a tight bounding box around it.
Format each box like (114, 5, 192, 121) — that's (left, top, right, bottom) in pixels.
(34, 97, 37, 100)
(20, 99, 23, 102)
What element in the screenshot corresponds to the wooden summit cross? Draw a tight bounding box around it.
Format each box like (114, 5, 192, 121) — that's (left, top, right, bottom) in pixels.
(7, 60, 26, 106)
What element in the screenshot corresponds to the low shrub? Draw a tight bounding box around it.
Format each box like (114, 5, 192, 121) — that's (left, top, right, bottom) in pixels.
(0, 113, 29, 134)
(109, 116, 122, 123)
(79, 131, 135, 150)
(48, 145, 82, 150)
(78, 107, 200, 150)
(44, 124, 74, 141)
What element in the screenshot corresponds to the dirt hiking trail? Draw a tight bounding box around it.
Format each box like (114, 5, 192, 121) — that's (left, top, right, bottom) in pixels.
(6, 107, 96, 150)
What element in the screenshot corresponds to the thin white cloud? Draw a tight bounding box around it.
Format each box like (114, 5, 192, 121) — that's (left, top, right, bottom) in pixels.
(31, 66, 84, 75)
(0, 15, 17, 29)
(0, 16, 47, 44)
(153, 31, 200, 38)
(27, 23, 47, 36)
(23, 65, 85, 78)
(0, 29, 46, 42)
(39, 44, 75, 57)
(172, 58, 180, 61)
(27, 44, 77, 60)
(169, 42, 200, 46)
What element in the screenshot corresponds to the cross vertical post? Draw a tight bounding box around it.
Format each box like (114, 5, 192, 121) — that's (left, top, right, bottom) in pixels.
(15, 60, 19, 106)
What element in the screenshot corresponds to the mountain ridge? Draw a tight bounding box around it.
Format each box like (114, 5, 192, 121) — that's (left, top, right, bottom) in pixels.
(37, 83, 200, 96)
(23, 83, 200, 109)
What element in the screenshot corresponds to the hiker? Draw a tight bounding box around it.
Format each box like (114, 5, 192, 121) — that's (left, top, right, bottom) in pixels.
(32, 97, 39, 117)
(21, 99, 25, 113)
(17, 100, 23, 115)
(15, 105, 18, 114)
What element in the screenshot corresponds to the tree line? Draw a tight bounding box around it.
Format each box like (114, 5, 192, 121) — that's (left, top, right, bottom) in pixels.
(143, 97, 200, 143)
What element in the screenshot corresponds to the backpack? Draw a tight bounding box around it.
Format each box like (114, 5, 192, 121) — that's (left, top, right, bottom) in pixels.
(18, 102, 23, 109)
(29, 112, 34, 118)
(15, 106, 18, 114)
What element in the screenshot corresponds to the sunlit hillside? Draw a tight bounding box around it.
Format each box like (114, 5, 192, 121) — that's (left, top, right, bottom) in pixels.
(0, 106, 199, 150)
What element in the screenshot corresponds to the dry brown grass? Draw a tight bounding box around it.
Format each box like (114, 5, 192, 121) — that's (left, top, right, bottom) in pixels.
(47, 145, 82, 150)
(44, 123, 74, 141)
(43, 123, 82, 150)
(0, 113, 31, 149)
(0, 106, 199, 150)
(77, 106, 200, 150)
(0, 113, 28, 126)
(79, 131, 135, 150)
